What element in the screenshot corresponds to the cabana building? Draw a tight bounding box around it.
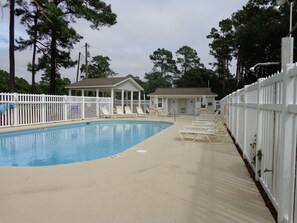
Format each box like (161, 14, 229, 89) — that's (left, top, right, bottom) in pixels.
(66, 77, 144, 114)
(147, 88, 218, 115)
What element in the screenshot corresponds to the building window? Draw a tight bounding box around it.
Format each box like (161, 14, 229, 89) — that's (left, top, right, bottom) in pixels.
(158, 98, 163, 108)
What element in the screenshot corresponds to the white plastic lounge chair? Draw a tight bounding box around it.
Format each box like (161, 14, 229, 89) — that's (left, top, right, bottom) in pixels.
(124, 106, 136, 117)
(136, 106, 148, 117)
(101, 106, 116, 118)
(179, 122, 228, 144)
(192, 114, 226, 127)
(116, 106, 126, 118)
(186, 120, 226, 131)
(196, 109, 220, 121)
(196, 113, 227, 126)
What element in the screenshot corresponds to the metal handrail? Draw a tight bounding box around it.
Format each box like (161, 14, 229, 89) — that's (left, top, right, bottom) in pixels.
(157, 109, 176, 123)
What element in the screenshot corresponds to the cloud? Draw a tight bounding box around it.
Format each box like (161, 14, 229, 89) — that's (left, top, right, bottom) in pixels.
(0, 0, 246, 84)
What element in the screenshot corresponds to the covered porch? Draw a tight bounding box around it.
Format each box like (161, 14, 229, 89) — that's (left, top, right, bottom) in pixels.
(66, 77, 144, 115)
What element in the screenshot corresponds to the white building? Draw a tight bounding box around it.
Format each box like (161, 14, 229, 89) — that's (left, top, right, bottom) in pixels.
(147, 88, 218, 115)
(66, 77, 144, 114)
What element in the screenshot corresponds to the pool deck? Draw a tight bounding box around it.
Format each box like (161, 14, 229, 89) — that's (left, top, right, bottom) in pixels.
(0, 116, 275, 223)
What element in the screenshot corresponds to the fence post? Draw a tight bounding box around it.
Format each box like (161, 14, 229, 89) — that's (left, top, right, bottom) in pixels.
(96, 89, 100, 117)
(81, 91, 85, 119)
(255, 78, 264, 181)
(278, 64, 295, 223)
(13, 93, 18, 126)
(226, 95, 231, 129)
(96, 97, 100, 118)
(242, 86, 248, 159)
(235, 89, 241, 145)
(41, 94, 46, 123)
(64, 96, 68, 121)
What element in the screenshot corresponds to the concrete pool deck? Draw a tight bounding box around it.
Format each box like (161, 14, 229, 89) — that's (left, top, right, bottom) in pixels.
(0, 116, 275, 223)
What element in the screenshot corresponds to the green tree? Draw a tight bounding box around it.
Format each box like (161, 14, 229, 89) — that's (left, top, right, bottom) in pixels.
(0, 70, 9, 92)
(36, 73, 70, 95)
(176, 46, 203, 76)
(207, 19, 234, 91)
(207, 0, 289, 89)
(144, 71, 172, 94)
(15, 0, 42, 93)
(16, 0, 117, 95)
(0, 69, 31, 93)
(232, 1, 283, 84)
(149, 48, 177, 78)
(80, 55, 116, 78)
(175, 68, 212, 88)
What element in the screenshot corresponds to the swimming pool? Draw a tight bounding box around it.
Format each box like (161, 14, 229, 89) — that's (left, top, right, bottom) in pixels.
(0, 120, 172, 167)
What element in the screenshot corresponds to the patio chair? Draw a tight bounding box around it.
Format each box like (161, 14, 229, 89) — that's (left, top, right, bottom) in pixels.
(116, 106, 126, 118)
(100, 106, 116, 118)
(196, 109, 220, 121)
(124, 106, 136, 117)
(192, 113, 226, 127)
(136, 106, 148, 117)
(179, 121, 228, 144)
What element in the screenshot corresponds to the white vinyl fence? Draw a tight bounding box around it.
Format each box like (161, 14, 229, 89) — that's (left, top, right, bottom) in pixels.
(221, 64, 297, 223)
(0, 93, 112, 127)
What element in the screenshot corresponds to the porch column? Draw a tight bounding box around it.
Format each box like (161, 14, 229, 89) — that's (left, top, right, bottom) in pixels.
(81, 90, 85, 119)
(111, 88, 114, 114)
(138, 91, 141, 108)
(96, 89, 99, 117)
(68, 89, 71, 96)
(143, 94, 147, 112)
(130, 90, 134, 112)
(165, 98, 168, 114)
(125, 91, 129, 106)
(121, 89, 125, 110)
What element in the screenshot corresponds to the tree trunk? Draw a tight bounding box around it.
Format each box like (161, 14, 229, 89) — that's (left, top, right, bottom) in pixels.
(49, 32, 57, 95)
(9, 0, 15, 93)
(31, 13, 38, 94)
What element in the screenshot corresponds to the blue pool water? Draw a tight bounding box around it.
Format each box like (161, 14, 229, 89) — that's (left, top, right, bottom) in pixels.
(0, 120, 172, 167)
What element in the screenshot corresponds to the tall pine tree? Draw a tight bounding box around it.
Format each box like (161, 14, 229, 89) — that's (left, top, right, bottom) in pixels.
(16, 0, 117, 94)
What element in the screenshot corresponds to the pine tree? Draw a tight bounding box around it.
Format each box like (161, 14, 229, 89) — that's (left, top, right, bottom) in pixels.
(15, 0, 117, 94)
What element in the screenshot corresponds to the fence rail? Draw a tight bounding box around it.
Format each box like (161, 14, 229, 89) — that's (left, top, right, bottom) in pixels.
(221, 64, 297, 223)
(0, 93, 113, 127)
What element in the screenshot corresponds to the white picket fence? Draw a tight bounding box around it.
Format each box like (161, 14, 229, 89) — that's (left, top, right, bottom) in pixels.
(0, 93, 112, 127)
(220, 63, 297, 223)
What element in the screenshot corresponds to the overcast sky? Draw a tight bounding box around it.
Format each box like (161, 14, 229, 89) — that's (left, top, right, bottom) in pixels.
(0, 0, 247, 84)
